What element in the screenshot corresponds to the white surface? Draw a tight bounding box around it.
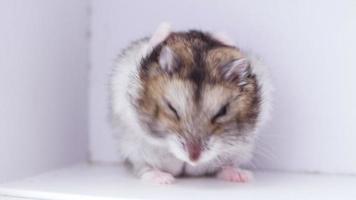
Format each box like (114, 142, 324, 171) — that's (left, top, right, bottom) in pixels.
(89, 0, 356, 174)
(1, 163, 356, 200)
(0, 197, 28, 200)
(0, 0, 89, 183)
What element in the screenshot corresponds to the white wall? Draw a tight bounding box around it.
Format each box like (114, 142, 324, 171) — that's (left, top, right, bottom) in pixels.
(90, 0, 356, 174)
(0, 0, 89, 182)
(6, 0, 355, 184)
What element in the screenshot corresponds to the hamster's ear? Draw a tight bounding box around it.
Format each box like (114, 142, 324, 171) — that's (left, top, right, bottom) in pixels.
(159, 46, 180, 73)
(211, 31, 235, 46)
(148, 22, 172, 49)
(221, 58, 250, 85)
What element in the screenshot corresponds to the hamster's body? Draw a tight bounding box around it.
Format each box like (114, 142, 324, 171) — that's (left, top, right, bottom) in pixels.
(110, 24, 271, 184)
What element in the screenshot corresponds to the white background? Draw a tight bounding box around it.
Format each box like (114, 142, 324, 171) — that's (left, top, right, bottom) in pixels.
(0, 0, 89, 182)
(89, 0, 356, 174)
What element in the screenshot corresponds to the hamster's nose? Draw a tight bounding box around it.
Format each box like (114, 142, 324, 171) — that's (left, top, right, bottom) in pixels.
(187, 142, 201, 161)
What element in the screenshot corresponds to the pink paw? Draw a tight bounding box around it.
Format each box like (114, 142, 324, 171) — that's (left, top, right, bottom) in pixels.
(216, 167, 253, 183)
(141, 169, 175, 184)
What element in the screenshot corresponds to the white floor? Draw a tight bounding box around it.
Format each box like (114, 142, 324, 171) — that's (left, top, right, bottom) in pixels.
(0, 163, 355, 200)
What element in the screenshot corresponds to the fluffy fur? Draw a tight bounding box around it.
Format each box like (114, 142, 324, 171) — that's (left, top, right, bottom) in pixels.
(110, 24, 272, 184)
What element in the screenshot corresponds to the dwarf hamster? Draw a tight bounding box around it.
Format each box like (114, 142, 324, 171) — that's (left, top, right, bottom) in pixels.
(110, 23, 271, 184)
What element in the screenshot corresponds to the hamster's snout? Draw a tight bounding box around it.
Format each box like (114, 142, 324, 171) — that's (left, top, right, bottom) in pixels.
(187, 142, 202, 162)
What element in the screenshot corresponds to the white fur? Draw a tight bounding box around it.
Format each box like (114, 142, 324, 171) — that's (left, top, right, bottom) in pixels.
(110, 26, 272, 182)
(159, 46, 178, 72)
(148, 22, 171, 50)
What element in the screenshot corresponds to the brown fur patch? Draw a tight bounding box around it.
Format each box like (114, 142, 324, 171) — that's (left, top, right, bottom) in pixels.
(136, 30, 260, 138)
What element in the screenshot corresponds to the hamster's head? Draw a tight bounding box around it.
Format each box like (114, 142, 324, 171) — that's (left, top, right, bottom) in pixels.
(134, 30, 261, 166)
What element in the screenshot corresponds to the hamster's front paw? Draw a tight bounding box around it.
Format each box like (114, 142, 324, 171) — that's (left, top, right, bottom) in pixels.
(141, 169, 175, 184)
(216, 166, 253, 183)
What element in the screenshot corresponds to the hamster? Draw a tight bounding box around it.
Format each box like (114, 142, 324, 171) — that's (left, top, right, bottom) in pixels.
(110, 23, 272, 184)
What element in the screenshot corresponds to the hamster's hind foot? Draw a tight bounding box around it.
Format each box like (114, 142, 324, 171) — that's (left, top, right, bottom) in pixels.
(216, 166, 253, 183)
(141, 169, 175, 184)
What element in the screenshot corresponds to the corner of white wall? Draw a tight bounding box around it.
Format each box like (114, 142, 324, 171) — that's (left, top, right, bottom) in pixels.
(0, 0, 90, 183)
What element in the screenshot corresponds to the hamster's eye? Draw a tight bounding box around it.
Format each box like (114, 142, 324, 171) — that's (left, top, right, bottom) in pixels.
(211, 104, 228, 123)
(166, 101, 180, 120)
